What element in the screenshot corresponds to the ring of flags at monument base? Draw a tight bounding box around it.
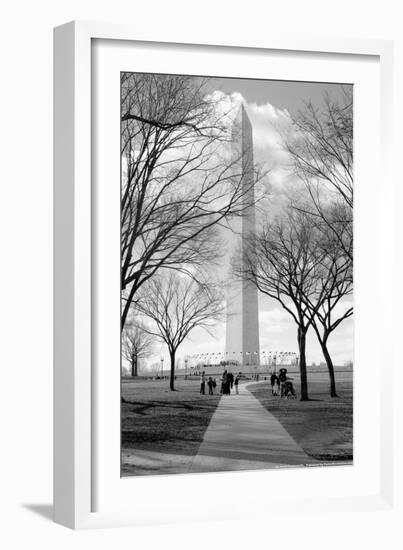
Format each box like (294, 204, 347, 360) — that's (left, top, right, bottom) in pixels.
(183, 350, 299, 369)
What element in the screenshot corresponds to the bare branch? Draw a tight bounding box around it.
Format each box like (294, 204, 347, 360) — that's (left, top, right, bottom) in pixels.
(120, 73, 267, 329)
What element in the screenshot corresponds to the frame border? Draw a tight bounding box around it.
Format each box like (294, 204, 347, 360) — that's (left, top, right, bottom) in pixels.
(53, 20, 394, 529)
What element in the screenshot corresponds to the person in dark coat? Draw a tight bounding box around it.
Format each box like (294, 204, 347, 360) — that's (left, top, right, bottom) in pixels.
(200, 371, 206, 395)
(221, 370, 227, 394)
(222, 370, 231, 395)
(278, 368, 288, 398)
(234, 374, 240, 394)
(207, 377, 214, 395)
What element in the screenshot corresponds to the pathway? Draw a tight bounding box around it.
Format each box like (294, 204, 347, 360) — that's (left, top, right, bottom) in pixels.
(189, 382, 317, 473)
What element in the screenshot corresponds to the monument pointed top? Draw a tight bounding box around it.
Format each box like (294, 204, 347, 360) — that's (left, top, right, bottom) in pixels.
(242, 103, 252, 124)
(232, 102, 252, 139)
(235, 102, 250, 121)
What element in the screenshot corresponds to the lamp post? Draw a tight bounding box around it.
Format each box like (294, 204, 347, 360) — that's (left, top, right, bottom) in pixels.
(253, 351, 258, 378)
(185, 358, 188, 380)
(160, 356, 164, 379)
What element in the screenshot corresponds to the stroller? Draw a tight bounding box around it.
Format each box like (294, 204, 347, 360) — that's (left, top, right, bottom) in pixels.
(283, 379, 297, 399)
(278, 368, 297, 399)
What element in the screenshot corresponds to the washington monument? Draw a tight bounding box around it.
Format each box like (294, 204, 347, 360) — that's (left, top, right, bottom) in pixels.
(225, 105, 260, 367)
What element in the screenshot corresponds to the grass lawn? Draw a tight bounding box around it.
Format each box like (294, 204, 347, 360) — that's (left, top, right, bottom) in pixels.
(248, 370, 353, 462)
(121, 377, 221, 475)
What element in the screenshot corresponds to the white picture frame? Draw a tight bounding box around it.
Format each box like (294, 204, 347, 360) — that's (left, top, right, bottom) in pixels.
(54, 20, 395, 529)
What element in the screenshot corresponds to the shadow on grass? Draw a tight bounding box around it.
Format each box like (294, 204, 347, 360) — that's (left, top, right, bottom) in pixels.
(123, 400, 200, 415)
(248, 381, 353, 462)
(303, 398, 323, 402)
(311, 453, 353, 461)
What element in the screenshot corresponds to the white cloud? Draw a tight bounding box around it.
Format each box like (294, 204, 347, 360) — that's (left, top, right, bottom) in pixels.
(259, 308, 292, 333)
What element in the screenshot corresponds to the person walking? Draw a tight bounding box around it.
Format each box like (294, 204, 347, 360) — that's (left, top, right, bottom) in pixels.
(207, 376, 214, 395)
(222, 370, 231, 395)
(278, 368, 288, 398)
(200, 371, 206, 395)
(226, 372, 231, 395)
(234, 374, 240, 394)
(270, 372, 279, 396)
(220, 370, 227, 394)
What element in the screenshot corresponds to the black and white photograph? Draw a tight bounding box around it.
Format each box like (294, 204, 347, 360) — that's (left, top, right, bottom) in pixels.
(120, 73, 353, 476)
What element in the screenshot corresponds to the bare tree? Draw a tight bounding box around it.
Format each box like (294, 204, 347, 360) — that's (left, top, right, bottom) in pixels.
(122, 318, 155, 377)
(241, 209, 326, 400)
(121, 73, 264, 329)
(135, 272, 225, 390)
(303, 226, 353, 397)
(283, 89, 354, 396)
(285, 87, 353, 261)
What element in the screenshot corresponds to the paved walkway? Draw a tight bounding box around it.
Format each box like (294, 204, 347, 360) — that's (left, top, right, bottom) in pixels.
(189, 382, 317, 473)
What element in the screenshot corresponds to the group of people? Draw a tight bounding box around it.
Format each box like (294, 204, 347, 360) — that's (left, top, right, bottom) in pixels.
(199, 370, 240, 396)
(199, 372, 215, 395)
(221, 370, 240, 395)
(199, 368, 297, 399)
(270, 368, 296, 398)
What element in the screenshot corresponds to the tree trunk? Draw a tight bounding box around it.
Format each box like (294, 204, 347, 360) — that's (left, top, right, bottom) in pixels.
(320, 333, 338, 397)
(169, 350, 176, 391)
(131, 354, 138, 377)
(298, 327, 309, 401)
(121, 280, 138, 331)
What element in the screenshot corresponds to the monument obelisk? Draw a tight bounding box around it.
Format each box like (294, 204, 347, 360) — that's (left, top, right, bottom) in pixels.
(225, 105, 260, 367)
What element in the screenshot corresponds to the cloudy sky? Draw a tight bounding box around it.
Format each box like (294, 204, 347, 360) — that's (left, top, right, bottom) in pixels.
(140, 77, 353, 370)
